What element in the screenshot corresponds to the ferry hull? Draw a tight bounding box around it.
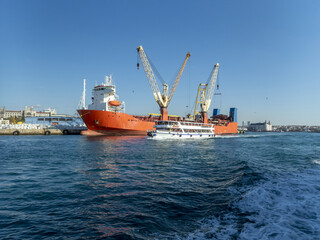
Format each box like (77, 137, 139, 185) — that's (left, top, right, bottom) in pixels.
(77, 110, 155, 136)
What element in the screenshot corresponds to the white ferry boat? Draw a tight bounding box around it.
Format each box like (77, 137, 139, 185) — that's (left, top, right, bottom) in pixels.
(147, 120, 215, 139)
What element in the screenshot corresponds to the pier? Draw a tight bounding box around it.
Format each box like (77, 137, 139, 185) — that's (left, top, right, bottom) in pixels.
(0, 115, 87, 135)
(0, 128, 85, 135)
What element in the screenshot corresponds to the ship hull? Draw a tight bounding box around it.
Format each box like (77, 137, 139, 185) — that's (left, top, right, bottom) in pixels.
(77, 110, 155, 136)
(78, 110, 238, 136)
(214, 122, 238, 135)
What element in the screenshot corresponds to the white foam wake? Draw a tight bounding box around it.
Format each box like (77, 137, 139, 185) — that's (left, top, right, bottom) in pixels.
(312, 159, 320, 165)
(176, 170, 320, 239)
(235, 171, 320, 239)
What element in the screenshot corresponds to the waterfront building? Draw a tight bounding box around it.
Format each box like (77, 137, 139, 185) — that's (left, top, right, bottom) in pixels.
(3, 110, 23, 118)
(248, 121, 272, 132)
(0, 107, 4, 118)
(0, 106, 58, 119)
(0, 118, 10, 124)
(24, 106, 56, 117)
(43, 108, 57, 115)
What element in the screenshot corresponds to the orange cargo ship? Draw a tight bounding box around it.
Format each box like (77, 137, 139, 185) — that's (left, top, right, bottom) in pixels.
(77, 75, 237, 136)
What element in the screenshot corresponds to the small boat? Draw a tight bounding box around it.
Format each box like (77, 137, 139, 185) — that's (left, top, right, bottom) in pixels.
(147, 120, 215, 139)
(108, 100, 121, 106)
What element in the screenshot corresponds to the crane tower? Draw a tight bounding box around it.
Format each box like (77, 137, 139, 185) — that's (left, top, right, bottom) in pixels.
(193, 63, 219, 123)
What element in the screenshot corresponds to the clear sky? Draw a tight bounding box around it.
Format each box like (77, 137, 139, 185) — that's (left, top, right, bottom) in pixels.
(1, 0, 320, 125)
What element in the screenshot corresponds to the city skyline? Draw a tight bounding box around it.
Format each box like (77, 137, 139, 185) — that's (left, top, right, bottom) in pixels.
(1, 0, 320, 125)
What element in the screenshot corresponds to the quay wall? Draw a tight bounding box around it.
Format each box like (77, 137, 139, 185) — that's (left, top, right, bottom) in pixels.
(0, 128, 83, 135)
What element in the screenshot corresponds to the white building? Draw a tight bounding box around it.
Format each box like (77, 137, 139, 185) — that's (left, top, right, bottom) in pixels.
(0, 106, 58, 119)
(43, 108, 57, 115)
(248, 121, 272, 132)
(23, 106, 57, 117)
(3, 110, 23, 118)
(0, 118, 9, 124)
(24, 106, 37, 117)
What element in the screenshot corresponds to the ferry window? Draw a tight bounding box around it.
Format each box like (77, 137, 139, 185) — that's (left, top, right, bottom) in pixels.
(67, 118, 73, 121)
(52, 118, 58, 121)
(59, 118, 66, 121)
(45, 118, 51, 121)
(38, 118, 44, 121)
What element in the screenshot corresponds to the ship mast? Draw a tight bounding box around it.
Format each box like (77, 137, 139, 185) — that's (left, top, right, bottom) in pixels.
(78, 78, 86, 110)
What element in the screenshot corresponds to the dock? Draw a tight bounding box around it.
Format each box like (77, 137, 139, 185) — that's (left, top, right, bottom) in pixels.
(0, 127, 86, 135)
(0, 116, 87, 135)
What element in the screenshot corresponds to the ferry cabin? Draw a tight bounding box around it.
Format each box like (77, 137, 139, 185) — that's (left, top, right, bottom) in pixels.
(148, 120, 215, 139)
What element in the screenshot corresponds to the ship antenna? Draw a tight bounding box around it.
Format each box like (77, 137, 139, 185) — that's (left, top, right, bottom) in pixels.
(105, 75, 113, 85)
(78, 78, 86, 110)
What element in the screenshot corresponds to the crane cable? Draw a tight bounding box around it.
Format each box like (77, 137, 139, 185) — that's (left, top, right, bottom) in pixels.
(137, 50, 166, 85)
(214, 72, 222, 110)
(168, 55, 187, 91)
(137, 53, 140, 69)
(187, 58, 191, 112)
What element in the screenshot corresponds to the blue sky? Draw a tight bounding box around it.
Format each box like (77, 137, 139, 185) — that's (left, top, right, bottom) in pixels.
(1, 0, 320, 125)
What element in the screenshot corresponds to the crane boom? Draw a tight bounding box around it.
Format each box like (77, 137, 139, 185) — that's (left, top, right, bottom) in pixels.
(167, 52, 191, 104)
(137, 45, 191, 110)
(201, 63, 219, 112)
(136, 46, 165, 107)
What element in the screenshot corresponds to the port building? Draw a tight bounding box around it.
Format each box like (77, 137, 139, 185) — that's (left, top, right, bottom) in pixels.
(248, 121, 272, 132)
(0, 106, 57, 118)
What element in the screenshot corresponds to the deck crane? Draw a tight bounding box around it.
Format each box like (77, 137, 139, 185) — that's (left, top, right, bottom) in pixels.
(137, 46, 191, 120)
(193, 63, 220, 123)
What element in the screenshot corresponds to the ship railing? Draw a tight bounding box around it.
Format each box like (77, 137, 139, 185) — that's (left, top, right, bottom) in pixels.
(155, 120, 213, 128)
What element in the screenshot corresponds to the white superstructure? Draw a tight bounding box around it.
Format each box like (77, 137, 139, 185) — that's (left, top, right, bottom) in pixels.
(148, 120, 215, 139)
(87, 75, 125, 112)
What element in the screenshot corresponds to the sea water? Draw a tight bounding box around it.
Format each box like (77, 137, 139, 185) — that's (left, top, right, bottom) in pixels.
(0, 132, 319, 239)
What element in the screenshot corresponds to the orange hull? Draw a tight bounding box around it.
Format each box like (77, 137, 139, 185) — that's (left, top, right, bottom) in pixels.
(214, 122, 238, 135)
(78, 109, 238, 136)
(77, 110, 155, 136)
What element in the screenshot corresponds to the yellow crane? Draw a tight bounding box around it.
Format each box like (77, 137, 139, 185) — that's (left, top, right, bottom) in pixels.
(137, 46, 191, 120)
(193, 63, 220, 123)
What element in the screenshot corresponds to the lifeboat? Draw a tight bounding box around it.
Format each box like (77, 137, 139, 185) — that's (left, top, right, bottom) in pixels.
(108, 100, 121, 106)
